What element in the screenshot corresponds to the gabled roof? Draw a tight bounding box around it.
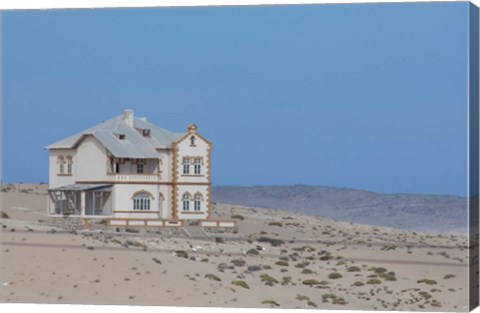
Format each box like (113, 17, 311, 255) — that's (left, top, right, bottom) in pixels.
(46, 112, 186, 158)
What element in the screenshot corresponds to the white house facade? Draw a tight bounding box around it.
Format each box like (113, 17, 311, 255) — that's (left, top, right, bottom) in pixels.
(46, 109, 213, 225)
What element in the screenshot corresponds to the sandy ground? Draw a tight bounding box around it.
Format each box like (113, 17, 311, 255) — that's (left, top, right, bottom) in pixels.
(0, 185, 471, 311)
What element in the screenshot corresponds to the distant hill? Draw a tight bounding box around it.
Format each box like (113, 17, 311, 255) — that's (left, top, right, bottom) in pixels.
(212, 185, 469, 235)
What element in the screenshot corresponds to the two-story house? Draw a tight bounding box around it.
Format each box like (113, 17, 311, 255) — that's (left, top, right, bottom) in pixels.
(46, 109, 215, 227)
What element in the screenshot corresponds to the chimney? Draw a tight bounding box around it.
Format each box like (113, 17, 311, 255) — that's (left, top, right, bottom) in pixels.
(123, 109, 134, 127)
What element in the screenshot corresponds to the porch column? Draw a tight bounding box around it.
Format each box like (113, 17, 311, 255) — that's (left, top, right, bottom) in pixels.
(80, 191, 86, 216)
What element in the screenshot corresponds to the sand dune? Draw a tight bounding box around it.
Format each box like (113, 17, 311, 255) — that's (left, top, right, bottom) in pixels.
(0, 188, 470, 311)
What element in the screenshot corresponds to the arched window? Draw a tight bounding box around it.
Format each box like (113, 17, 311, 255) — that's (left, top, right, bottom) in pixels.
(190, 136, 196, 146)
(132, 192, 152, 211)
(194, 193, 203, 211)
(183, 193, 191, 211)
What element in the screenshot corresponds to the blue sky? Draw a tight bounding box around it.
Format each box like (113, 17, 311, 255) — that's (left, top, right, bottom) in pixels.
(2, 2, 470, 195)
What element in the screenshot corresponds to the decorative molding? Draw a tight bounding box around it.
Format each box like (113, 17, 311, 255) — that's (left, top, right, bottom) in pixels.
(206, 140, 213, 219)
(174, 130, 213, 147)
(182, 191, 192, 199)
(114, 210, 157, 214)
(131, 189, 155, 199)
(172, 141, 179, 219)
(75, 180, 210, 186)
(194, 192, 204, 201)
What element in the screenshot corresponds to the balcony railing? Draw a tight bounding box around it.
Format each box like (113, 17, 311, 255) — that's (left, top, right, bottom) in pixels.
(113, 174, 160, 182)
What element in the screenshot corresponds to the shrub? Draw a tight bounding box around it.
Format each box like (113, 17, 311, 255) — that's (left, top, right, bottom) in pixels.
(419, 291, 432, 300)
(301, 268, 314, 274)
(125, 228, 139, 233)
(231, 259, 246, 267)
(257, 237, 285, 247)
(367, 278, 382, 285)
(382, 245, 397, 251)
(307, 300, 317, 308)
(379, 271, 397, 281)
(231, 214, 244, 221)
(1, 211, 10, 219)
(302, 279, 321, 286)
(332, 297, 347, 305)
(292, 246, 316, 252)
(111, 239, 121, 244)
(296, 295, 310, 301)
(369, 267, 387, 274)
(347, 266, 361, 272)
(247, 265, 262, 272)
(320, 254, 334, 261)
(175, 250, 189, 259)
(430, 300, 442, 307)
(262, 300, 280, 307)
(353, 281, 364, 287)
(328, 272, 343, 279)
(205, 274, 221, 281)
(417, 279, 437, 285)
(268, 221, 283, 227)
(444, 274, 455, 279)
(275, 261, 289, 267)
(260, 274, 279, 285)
(232, 280, 250, 289)
(295, 261, 310, 268)
(131, 241, 146, 249)
(246, 248, 259, 255)
(322, 294, 347, 305)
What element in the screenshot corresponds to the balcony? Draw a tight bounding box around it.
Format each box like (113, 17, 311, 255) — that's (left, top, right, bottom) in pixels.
(112, 174, 161, 182)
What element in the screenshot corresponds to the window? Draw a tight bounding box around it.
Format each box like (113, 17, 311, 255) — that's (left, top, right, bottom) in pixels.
(133, 193, 151, 211)
(66, 156, 73, 174)
(136, 159, 146, 173)
(194, 158, 202, 174)
(58, 156, 65, 174)
(115, 163, 120, 173)
(194, 193, 202, 211)
(183, 193, 191, 211)
(143, 129, 151, 136)
(119, 134, 126, 140)
(190, 136, 196, 146)
(183, 157, 190, 174)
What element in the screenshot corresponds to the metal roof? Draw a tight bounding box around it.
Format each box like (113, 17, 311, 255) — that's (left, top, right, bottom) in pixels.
(46, 113, 186, 158)
(49, 184, 113, 192)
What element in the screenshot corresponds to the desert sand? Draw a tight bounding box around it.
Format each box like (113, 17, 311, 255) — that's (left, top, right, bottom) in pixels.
(0, 184, 470, 311)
